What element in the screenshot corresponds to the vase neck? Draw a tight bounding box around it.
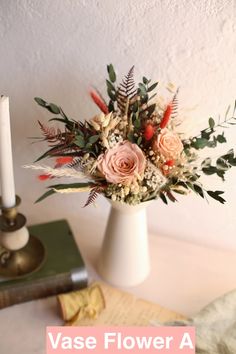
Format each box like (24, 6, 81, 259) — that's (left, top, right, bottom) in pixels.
(106, 199, 151, 214)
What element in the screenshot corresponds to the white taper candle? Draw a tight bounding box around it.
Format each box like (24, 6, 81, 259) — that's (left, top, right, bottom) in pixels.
(0, 96, 16, 208)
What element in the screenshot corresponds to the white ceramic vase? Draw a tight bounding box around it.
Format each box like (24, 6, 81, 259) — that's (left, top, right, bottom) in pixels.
(98, 199, 151, 287)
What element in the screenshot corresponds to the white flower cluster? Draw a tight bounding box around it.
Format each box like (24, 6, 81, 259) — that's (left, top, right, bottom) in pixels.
(108, 132, 123, 148)
(143, 161, 167, 193)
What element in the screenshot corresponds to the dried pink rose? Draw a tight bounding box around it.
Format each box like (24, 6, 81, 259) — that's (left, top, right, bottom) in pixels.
(97, 141, 146, 184)
(153, 128, 183, 160)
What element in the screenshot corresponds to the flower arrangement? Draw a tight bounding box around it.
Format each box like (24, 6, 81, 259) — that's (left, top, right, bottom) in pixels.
(27, 65, 236, 206)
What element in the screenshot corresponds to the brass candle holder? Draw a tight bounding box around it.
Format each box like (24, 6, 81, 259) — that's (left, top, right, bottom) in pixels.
(0, 196, 45, 278)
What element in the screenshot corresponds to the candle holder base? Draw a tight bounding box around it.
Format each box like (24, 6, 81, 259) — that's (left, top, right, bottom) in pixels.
(0, 235, 46, 279)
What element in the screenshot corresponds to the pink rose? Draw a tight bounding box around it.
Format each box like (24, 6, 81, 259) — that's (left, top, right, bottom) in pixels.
(153, 128, 183, 159)
(98, 141, 146, 184)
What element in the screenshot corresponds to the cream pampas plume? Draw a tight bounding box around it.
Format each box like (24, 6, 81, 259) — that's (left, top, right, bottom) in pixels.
(23, 165, 88, 180)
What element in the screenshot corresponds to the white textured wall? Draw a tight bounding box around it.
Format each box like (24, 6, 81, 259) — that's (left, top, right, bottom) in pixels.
(0, 0, 236, 250)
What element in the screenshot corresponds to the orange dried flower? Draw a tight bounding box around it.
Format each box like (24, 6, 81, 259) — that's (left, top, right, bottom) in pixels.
(144, 124, 155, 141)
(90, 90, 109, 114)
(38, 174, 52, 181)
(55, 156, 73, 166)
(160, 104, 172, 129)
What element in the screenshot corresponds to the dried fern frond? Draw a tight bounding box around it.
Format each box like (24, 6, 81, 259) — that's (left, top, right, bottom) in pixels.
(23, 164, 88, 179)
(83, 185, 105, 207)
(66, 157, 84, 169)
(38, 121, 63, 144)
(117, 66, 136, 113)
(171, 88, 179, 120)
(38, 121, 75, 147)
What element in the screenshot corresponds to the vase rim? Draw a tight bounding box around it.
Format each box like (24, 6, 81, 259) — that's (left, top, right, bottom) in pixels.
(104, 197, 153, 212)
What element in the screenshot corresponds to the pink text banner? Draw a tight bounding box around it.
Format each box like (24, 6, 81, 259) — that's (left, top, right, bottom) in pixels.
(47, 326, 195, 354)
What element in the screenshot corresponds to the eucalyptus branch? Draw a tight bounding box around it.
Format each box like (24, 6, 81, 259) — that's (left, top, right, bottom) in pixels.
(189, 102, 236, 145)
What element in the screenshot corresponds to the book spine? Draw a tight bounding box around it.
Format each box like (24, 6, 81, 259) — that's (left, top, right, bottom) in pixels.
(0, 270, 88, 309)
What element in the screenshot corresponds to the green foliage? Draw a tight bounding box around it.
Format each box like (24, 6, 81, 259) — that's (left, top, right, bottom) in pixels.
(106, 79, 117, 101)
(34, 97, 46, 106)
(216, 133, 226, 143)
(186, 104, 236, 152)
(107, 64, 116, 83)
(160, 192, 168, 204)
(137, 136, 142, 145)
(108, 100, 114, 112)
(201, 149, 236, 181)
(137, 78, 158, 120)
(127, 131, 135, 143)
(75, 135, 85, 148)
(34, 97, 61, 115)
(193, 184, 204, 198)
(207, 190, 226, 204)
(147, 82, 158, 92)
(88, 135, 100, 144)
(142, 77, 150, 85)
(209, 117, 215, 129)
(191, 138, 209, 149)
(35, 183, 95, 203)
(145, 104, 156, 116)
(35, 189, 56, 203)
(106, 64, 117, 110)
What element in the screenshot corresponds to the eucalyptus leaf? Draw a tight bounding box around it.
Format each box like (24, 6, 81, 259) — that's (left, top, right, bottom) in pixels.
(146, 104, 156, 116)
(85, 142, 92, 149)
(89, 135, 100, 144)
(221, 149, 234, 160)
(172, 189, 186, 195)
(202, 166, 217, 175)
(229, 157, 236, 166)
(138, 83, 147, 94)
(106, 80, 116, 92)
(209, 117, 215, 129)
(137, 136, 142, 145)
(160, 192, 168, 204)
(216, 157, 230, 171)
(49, 118, 68, 124)
(127, 132, 135, 143)
(142, 77, 149, 84)
(192, 138, 208, 149)
(147, 82, 158, 92)
(108, 100, 114, 112)
(107, 88, 116, 101)
(34, 145, 63, 162)
(35, 189, 56, 203)
(140, 93, 148, 104)
(201, 157, 212, 167)
(46, 103, 60, 114)
(134, 119, 141, 128)
(207, 190, 226, 204)
(132, 101, 139, 113)
(148, 93, 157, 101)
(207, 140, 217, 148)
(193, 184, 204, 198)
(201, 130, 211, 140)
(217, 134, 227, 143)
(75, 135, 85, 148)
(107, 64, 116, 83)
(34, 97, 46, 107)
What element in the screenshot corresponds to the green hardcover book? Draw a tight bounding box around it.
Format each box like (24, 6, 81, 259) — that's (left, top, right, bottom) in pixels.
(0, 219, 88, 309)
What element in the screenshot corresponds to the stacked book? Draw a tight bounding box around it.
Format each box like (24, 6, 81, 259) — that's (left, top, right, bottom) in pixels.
(0, 219, 88, 308)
